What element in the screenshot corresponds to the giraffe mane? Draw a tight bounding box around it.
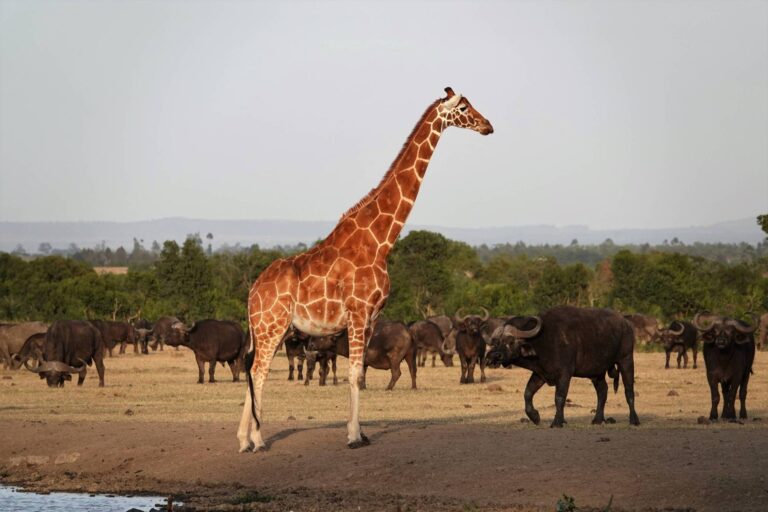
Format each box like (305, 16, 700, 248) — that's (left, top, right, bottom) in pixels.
(338, 98, 442, 222)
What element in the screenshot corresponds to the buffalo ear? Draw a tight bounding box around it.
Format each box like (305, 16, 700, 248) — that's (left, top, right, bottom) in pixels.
(456, 320, 466, 332)
(38, 373, 45, 380)
(519, 343, 537, 358)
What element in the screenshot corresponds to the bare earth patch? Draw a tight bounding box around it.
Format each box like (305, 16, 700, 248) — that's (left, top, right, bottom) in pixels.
(1, 350, 767, 511)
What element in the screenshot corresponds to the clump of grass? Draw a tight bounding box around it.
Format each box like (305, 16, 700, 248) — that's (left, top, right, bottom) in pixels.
(227, 490, 273, 504)
(556, 494, 576, 512)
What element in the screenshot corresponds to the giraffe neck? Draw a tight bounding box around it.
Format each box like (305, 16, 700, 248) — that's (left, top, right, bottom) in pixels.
(326, 101, 445, 257)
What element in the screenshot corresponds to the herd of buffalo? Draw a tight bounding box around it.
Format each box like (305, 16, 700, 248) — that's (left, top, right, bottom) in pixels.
(1, 308, 766, 425)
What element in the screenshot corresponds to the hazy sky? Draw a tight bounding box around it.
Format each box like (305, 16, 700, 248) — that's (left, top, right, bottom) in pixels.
(1, 0, 766, 230)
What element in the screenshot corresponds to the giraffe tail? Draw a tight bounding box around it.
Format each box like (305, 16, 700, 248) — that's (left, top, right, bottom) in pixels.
(245, 329, 260, 429)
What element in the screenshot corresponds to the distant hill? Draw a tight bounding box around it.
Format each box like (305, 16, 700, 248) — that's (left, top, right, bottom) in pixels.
(0, 216, 763, 253)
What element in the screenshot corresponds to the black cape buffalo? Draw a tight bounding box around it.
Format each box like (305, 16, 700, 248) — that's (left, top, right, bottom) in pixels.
(25, 320, 105, 387)
(89, 320, 137, 356)
(307, 321, 418, 390)
(168, 320, 247, 383)
(487, 306, 639, 427)
(409, 320, 453, 367)
(281, 327, 310, 381)
(657, 320, 698, 369)
(0, 321, 48, 369)
(150, 315, 181, 351)
(454, 308, 489, 384)
(693, 313, 756, 421)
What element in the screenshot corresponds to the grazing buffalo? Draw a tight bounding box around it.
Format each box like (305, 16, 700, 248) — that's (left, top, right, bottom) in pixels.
(0, 322, 48, 369)
(409, 320, 453, 367)
(89, 320, 137, 356)
(24, 320, 105, 387)
(307, 321, 418, 390)
(487, 306, 640, 427)
(14, 332, 47, 370)
(149, 316, 181, 351)
(657, 320, 698, 369)
(454, 308, 489, 384)
(693, 313, 756, 421)
(758, 312, 768, 350)
(282, 328, 310, 381)
(623, 313, 661, 346)
(168, 320, 247, 384)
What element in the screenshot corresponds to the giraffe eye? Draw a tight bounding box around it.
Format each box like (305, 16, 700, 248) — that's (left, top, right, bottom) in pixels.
(459, 105, 468, 112)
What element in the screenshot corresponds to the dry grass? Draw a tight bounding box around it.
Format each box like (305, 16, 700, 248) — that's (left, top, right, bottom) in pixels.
(1, 348, 767, 431)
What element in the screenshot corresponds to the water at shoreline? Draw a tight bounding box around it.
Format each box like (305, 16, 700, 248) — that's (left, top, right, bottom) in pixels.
(0, 485, 167, 511)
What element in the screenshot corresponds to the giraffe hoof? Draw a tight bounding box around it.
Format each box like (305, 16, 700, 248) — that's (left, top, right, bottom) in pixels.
(347, 433, 370, 449)
(238, 442, 255, 453)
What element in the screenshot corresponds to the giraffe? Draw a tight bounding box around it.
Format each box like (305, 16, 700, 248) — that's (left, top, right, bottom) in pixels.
(238, 87, 493, 451)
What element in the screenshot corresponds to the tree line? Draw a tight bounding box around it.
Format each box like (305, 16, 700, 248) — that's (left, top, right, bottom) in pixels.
(1, 227, 766, 327)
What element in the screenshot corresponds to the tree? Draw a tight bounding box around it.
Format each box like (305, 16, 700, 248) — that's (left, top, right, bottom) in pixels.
(758, 214, 768, 236)
(38, 242, 52, 255)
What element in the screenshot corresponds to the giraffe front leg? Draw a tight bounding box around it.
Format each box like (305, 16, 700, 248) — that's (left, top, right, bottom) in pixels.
(346, 313, 372, 449)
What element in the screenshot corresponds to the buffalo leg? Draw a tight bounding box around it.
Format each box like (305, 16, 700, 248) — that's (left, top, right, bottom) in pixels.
(385, 358, 402, 391)
(132, 340, 139, 354)
(417, 349, 425, 367)
(524, 373, 545, 425)
(692, 346, 698, 369)
(228, 360, 240, 382)
(208, 359, 217, 383)
(318, 356, 328, 386)
(708, 375, 721, 421)
(664, 350, 670, 369)
(591, 377, 608, 424)
(297, 354, 305, 381)
(195, 353, 206, 384)
(468, 355, 478, 384)
(431, 352, 437, 367)
(287, 354, 295, 381)
(405, 344, 418, 389)
(551, 374, 572, 428)
(459, 353, 469, 384)
(479, 350, 486, 384)
(76, 368, 87, 386)
(94, 354, 105, 387)
(739, 372, 750, 420)
(361, 364, 368, 390)
(331, 354, 338, 385)
(618, 357, 640, 426)
(722, 382, 738, 420)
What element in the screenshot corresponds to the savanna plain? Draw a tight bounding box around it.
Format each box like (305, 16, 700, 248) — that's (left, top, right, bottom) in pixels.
(1, 348, 766, 511)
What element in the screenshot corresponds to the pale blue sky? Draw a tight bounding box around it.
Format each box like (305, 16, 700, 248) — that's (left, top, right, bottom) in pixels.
(1, 0, 766, 229)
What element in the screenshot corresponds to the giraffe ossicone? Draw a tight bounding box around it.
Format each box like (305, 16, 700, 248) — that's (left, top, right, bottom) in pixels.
(237, 87, 493, 452)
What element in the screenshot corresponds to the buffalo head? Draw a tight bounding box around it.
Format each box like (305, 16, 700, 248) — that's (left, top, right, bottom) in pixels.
(167, 322, 191, 347)
(657, 321, 686, 350)
(25, 358, 86, 388)
(693, 312, 756, 349)
(453, 307, 490, 337)
(486, 315, 542, 368)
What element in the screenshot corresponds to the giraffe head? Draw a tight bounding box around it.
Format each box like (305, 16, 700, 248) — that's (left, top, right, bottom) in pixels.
(439, 87, 494, 135)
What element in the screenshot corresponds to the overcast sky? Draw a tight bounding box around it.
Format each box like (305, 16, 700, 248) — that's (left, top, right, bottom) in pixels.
(1, 0, 766, 230)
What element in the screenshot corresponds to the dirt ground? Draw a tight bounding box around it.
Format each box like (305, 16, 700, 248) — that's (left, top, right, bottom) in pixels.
(1, 348, 767, 511)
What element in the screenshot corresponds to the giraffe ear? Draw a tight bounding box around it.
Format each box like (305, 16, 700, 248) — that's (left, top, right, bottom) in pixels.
(444, 87, 455, 98)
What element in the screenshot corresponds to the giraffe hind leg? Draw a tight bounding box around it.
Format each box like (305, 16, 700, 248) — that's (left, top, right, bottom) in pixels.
(238, 314, 291, 453)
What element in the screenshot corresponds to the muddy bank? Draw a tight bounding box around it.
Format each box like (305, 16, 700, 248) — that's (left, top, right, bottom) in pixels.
(1, 418, 766, 511)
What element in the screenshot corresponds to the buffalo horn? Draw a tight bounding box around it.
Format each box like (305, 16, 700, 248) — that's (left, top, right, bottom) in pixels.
(726, 315, 758, 334)
(668, 322, 685, 336)
(504, 316, 543, 339)
(24, 359, 49, 373)
(454, 308, 469, 324)
(480, 307, 490, 322)
(692, 312, 719, 332)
